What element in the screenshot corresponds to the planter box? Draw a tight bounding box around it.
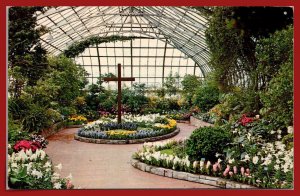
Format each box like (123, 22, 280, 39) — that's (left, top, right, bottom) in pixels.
(190, 116, 213, 127)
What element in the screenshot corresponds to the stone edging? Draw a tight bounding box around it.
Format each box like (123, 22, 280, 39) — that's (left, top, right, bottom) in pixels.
(66, 124, 84, 128)
(131, 159, 256, 189)
(176, 120, 190, 124)
(74, 128, 180, 144)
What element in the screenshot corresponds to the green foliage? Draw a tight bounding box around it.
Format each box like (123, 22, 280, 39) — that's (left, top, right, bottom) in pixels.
(181, 74, 202, 104)
(192, 83, 220, 112)
(63, 35, 135, 58)
(185, 126, 232, 162)
(122, 86, 149, 113)
(163, 72, 180, 96)
(8, 7, 49, 98)
(21, 105, 59, 133)
(257, 26, 293, 128)
(46, 56, 88, 106)
(204, 7, 293, 91)
(8, 116, 30, 146)
(256, 26, 294, 89)
(260, 62, 293, 127)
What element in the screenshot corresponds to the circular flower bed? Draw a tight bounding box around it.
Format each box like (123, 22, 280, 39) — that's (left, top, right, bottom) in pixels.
(76, 114, 178, 142)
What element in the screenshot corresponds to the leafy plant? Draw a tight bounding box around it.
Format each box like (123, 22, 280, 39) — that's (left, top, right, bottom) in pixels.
(63, 35, 135, 58)
(185, 126, 232, 162)
(181, 74, 202, 104)
(192, 83, 220, 112)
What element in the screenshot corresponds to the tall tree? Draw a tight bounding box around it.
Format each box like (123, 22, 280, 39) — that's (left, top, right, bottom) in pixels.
(201, 7, 293, 91)
(8, 7, 48, 98)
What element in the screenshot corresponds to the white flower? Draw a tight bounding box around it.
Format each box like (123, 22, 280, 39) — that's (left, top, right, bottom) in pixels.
(18, 150, 28, 162)
(26, 149, 33, 156)
(66, 173, 73, 180)
(11, 162, 18, 168)
(44, 161, 52, 168)
(55, 163, 62, 171)
(200, 161, 204, 169)
(244, 154, 250, 161)
(252, 156, 259, 164)
(228, 158, 235, 164)
(277, 129, 282, 134)
(215, 153, 221, 158)
(51, 172, 60, 182)
(8, 144, 11, 149)
(218, 158, 222, 163)
(206, 161, 211, 169)
(274, 164, 280, 170)
(30, 153, 37, 161)
(53, 182, 62, 189)
(256, 179, 261, 183)
(37, 150, 46, 160)
(31, 169, 43, 179)
(255, 115, 260, 119)
(193, 161, 198, 169)
(287, 126, 294, 134)
(262, 158, 272, 166)
(270, 130, 276, 134)
(277, 135, 282, 139)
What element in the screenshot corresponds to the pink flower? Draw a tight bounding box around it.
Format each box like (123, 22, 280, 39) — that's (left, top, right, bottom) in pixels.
(246, 168, 250, 175)
(223, 167, 230, 177)
(213, 163, 218, 172)
(66, 180, 73, 189)
(241, 167, 245, 176)
(233, 166, 238, 174)
(217, 163, 222, 170)
(229, 171, 234, 177)
(226, 165, 230, 170)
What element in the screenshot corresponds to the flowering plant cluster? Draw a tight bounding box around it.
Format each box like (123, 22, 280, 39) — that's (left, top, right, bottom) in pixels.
(133, 122, 294, 188)
(13, 140, 42, 153)
(193, 112, 217, 124)
(30, 134, 48, 148)
(8, 148, 74, 189)
(77, 114, 177, 140)
(166, 111, 192, 121)
(68, 115, 88, 125)
(239, 114, 254, 126)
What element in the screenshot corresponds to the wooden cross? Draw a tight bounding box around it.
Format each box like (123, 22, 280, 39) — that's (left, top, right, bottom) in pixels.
(103, 63, 135, 124)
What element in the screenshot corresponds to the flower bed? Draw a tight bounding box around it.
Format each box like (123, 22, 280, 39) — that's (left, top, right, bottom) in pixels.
(7, 136, 75, 189)
(76, 114, 178, 143)
(65, 115, 88, 128)
(133, 128, 294, 189)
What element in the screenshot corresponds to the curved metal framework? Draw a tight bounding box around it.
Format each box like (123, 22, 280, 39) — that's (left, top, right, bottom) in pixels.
(36, 6, 211, 87)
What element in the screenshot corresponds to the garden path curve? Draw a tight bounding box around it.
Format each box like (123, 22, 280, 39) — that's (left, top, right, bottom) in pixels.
(45, 123, 216, 189)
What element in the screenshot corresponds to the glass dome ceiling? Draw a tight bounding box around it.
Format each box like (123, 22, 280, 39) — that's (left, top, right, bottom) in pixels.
(36, 6, 211, 87)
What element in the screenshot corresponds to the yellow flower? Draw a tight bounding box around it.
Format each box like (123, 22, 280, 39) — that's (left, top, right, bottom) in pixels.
(68, 115, 87, 122)
(105, 130, 137, 136)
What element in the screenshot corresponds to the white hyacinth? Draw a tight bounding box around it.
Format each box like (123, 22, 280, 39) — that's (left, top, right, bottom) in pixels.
(53, 182, 62, 189)
(55, 163, 63, 171)
(252, 156, 259, 164)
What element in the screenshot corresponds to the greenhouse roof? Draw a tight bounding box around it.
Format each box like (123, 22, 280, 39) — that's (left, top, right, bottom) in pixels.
(36, 6, 211, 86)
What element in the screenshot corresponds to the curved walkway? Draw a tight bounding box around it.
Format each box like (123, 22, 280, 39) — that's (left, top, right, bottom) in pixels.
(45, 123, 216, 189)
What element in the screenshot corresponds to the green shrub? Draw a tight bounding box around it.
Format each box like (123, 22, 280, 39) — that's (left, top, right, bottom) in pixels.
(192, 85, 220, 112)
(181, 74, 202, 104)
(8, 116, 30, 146)
(185, 126, 232, 162)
